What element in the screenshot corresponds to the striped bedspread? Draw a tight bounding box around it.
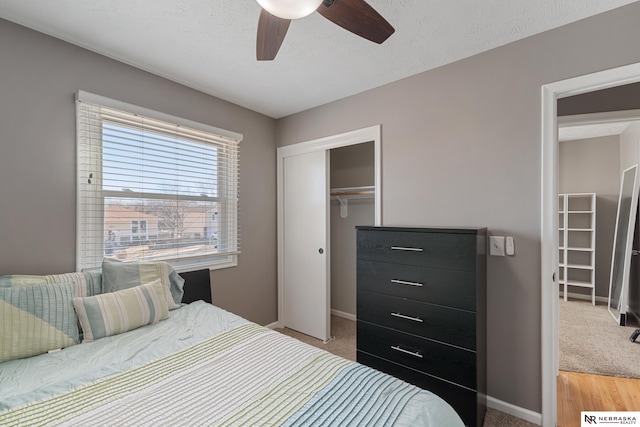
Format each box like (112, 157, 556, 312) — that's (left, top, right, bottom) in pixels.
(0, 303, 463, 426)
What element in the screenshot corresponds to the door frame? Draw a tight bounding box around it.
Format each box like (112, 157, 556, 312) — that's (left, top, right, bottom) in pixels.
(276, 125, 382, 329)
(541, 63, 640, 427)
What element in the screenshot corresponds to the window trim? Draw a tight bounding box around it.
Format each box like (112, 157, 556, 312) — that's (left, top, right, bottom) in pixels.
(75, 91, 242, 273)
(77, 91, 243, 141)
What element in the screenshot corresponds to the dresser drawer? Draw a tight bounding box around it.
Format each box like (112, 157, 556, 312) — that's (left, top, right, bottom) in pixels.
(357, 229, 479, 271)
(358, 290, 476, 350)
(357, 321, 476, 390)
(357, 351, 483, 427)
(357, 259, 476, 311)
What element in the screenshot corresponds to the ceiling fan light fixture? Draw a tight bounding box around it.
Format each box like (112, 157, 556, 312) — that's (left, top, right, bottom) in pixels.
(256, 0, 323, 20)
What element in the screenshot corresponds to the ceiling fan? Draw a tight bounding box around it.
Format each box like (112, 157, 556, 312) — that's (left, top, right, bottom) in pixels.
(256, 0, 395, 61)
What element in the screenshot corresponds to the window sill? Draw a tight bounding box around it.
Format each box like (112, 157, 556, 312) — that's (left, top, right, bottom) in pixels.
(170, 255, 238, 273)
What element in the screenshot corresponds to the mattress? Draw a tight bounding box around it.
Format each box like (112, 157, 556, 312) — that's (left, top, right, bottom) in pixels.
(0, 301, 463, 426)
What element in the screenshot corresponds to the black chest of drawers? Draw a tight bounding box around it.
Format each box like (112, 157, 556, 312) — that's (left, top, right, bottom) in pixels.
(356, 226, 487, 427)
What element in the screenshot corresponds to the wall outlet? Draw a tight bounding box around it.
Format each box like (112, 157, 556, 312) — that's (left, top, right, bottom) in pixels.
(489, 236, 505, 256)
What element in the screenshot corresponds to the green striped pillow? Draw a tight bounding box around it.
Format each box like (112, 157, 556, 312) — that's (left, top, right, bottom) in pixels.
(73, 279, 169, 342)
(101, 258, 184, 310)
(0, 282, 79, 362)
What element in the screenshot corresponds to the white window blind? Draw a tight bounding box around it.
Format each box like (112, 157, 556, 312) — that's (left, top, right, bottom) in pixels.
(76, 91, 241, 271)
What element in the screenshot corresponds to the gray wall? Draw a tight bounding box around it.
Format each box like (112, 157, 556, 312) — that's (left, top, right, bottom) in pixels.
(620, 122, 640, 172)
(275, 2, 640, 414)
(559, 135, 620, 298)
(558, 81, 640, 116)
(329, 143, 375, 316)
(330, 142, 375, 188)
(0, 18, 277, 325)
(330, 200, 373, 315)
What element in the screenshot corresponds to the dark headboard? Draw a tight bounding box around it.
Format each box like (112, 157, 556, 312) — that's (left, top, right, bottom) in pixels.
(178, 269, 212, 304)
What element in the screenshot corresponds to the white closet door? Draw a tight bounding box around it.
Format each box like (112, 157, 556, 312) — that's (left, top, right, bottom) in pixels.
(283, 150, 330, 341)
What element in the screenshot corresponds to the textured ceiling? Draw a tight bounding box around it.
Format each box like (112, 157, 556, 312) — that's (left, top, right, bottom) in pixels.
(0, 0, 637, 118)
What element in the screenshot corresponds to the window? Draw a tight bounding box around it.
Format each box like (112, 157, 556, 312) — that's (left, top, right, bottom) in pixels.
(76, 91, 241, 271)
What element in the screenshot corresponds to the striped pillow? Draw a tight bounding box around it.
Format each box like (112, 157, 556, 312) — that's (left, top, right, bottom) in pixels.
(101, 258, 184, 310)
(0, 282, 79, 362)
(0, 272, 102, 342)
(0, 272, 102, 298)
(73, 279, 169, 342)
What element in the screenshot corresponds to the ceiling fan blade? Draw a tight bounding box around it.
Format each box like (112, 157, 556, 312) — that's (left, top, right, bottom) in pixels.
(256, 9, 291, 61)
(317, 0, 394, 44)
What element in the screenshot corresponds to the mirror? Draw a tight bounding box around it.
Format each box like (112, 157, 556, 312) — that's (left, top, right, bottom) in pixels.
(608, 164, 639, 325)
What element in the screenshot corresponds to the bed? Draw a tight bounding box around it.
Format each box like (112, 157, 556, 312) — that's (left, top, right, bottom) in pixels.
(0, 266, 464, 426)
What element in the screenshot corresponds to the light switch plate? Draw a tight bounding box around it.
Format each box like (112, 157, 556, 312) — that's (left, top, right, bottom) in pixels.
(489, 236, 505, 256)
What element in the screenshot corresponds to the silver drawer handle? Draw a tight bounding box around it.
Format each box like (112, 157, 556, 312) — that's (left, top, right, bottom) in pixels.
(391, 279, 423, 287)
(391, 246, 423, 252)
(391, 345, 423, 359)
(391, 312, 423, 323)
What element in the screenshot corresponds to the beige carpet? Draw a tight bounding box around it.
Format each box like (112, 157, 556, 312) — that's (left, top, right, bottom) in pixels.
(275, 315, 535, 427)
(275, 315, 356, 361)
(559, 299, 640, 378)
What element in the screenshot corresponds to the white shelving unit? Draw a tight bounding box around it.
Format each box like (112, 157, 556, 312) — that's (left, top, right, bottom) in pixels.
(558, 193, 596, 305)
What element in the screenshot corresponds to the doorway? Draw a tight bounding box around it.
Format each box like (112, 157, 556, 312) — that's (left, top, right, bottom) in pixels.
(330, 142, 376, 321)
(541, 63, 640, 427)
(276, 125, 382, 338)
(557, 114, 640, 376)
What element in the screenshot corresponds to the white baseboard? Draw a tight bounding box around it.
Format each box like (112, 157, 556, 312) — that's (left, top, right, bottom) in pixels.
(331, 309, 357, 321)
(560, 291, 607, 304)
(266, 309, 356, 330)
(264, 321, 279, 329)
(487, 395, 542, 425)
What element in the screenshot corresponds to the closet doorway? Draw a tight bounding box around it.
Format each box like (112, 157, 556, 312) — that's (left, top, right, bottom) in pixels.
(276, 126, 382, 341)
(330, 143, 376, 321)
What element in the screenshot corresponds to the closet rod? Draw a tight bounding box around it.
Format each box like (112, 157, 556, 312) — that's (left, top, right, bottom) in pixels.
(331, 190, 374, 196)
(330, 186, 374, 219)
(330, 185, 375, 197)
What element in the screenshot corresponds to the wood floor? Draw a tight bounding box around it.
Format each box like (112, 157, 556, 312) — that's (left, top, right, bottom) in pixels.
(557, 370, 640, 427)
